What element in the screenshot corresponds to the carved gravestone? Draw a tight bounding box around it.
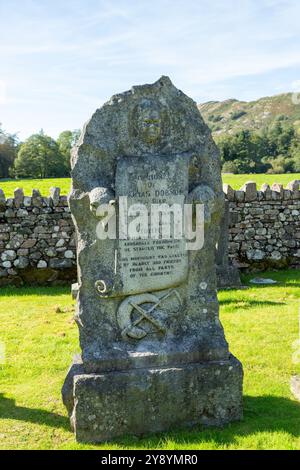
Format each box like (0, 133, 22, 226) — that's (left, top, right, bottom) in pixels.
(216, 200, 241, 288)
(62, 76, 243, 442)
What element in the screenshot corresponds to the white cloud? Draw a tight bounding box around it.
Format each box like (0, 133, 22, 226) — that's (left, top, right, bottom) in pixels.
(1, 0, 300, 139)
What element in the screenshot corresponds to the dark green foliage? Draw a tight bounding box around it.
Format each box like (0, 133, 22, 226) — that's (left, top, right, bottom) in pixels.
(0, 124, 18, 178)
(57, 129, 81, 172)
(222, 161, 239, 174)
(217, 122, 300, 174)
(1, 112, 299, 178)
(14, 130, 66, 178)
(208, 114, 223, 123)
(230, 110, 247, 120)
(11, 129, 81, 179)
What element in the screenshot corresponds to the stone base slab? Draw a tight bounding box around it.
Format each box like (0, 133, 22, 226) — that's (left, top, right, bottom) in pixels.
(63, 355, 243, 443)
(216, 265, 241, 288)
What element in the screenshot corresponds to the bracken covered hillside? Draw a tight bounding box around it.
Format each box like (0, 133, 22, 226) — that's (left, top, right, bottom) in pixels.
(198, 93, 300, 137)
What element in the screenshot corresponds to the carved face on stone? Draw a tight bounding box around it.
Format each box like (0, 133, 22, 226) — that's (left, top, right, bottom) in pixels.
(132, 99, 169, 150)
(139, 105, 162, 144)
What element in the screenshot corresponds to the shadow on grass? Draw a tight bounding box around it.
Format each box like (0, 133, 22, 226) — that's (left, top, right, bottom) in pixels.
(0, 393, 69, 431)
(1, 393, 300, 448)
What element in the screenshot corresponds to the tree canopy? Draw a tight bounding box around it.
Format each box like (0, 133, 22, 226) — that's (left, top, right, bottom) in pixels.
(12, 129, 80, 178)
(1, 117, 300, 178)
(14, 131, 65, 178)
(0, 124, 18, 178)
(217, 119, 300, 174)
(57, 129, 80, 172)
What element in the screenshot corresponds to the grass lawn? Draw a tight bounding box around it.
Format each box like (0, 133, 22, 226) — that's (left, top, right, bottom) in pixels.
(222, 173, 300, 190)
(0, 178, 71, 197)
(0, 174, 300, 197)
(0, 270, 300, 449)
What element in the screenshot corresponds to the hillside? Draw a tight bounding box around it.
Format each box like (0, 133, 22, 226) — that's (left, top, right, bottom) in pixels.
(198, 92, 300, 137)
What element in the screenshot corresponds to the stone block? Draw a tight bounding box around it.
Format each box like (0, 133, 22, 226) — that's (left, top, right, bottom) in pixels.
(241, 181, 257, 202)
(223, 184, 235, 201)
(50, 187, 60, 206)
(261, 183, 271, 200)
(271, 183, 283, 196)
(235, 191, 245, 202)
(216, 265, 241, 288)
(14, 188, 24, 208)
(63, 356, 243, 443)
(286, 180, 300, 191)
(0, 189, 6, 210)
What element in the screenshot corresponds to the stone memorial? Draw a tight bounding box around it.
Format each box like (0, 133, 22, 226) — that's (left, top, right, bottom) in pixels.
(62, 76, 243, 442)
(216, 200, 241, 288)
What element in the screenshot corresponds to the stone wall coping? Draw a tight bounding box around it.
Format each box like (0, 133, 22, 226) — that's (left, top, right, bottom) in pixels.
(223, 180, 300, 201)
(1, 181, 300, 205)
(0, 186, 68, 208)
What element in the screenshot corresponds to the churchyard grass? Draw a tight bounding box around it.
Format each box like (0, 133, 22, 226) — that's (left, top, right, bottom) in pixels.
(0, 178, 71, 197)
(0, 269, 299, 449)
(0, 173, 300, 197)
(222, 173, 300, 190)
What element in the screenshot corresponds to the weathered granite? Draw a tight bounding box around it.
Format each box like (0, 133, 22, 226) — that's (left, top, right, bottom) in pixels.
(226, 181, 300, 271)
(65, 356, 243, 443)
(0, 187, 76, 286)
(241, 181, 257, 202)
(63, 77, 242, 442)
(62, 76, 243, 441)
(216, 199, 241, 288)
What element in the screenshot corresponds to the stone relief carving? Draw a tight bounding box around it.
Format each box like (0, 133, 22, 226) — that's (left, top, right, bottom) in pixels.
(130, 98, 171, 153)
(117, 289, 182, 340)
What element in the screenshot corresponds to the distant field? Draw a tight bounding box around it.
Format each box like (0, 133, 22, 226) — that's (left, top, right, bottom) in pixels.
(222, 173, 300, 190)
(0, 174, 300, 197)
(0, 178, 71, 197)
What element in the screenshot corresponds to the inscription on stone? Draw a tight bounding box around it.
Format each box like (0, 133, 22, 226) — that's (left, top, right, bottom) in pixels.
(116, 154, 189, 296)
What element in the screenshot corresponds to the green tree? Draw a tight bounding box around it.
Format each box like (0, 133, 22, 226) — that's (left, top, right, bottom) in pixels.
(216, 120, 300, 174)
(14, 130, 65, 178)
(217, 130, 270, 173)
(265, 155, 294, 174)
(292, 152, 300, 172)
(57, 129, 81, 173)
(0, 124, 18, 178)
(222, 161, 239, 173)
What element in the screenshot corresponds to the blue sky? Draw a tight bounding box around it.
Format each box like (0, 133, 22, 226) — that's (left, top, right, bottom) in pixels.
(1, 0, 300, 140)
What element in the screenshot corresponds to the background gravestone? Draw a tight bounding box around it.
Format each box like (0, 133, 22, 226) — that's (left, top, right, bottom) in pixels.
(62, 76, 243, 442)
(216, 200, 241, 288)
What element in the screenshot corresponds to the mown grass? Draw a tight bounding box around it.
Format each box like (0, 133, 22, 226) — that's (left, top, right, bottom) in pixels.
(222, 173, 300, 190)
(0, 173, 300, 197)
(0, 270, 300, 449)
(0, 178, 71, 197)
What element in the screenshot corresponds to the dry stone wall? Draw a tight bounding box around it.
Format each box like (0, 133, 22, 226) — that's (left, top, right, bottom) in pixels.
(225, 180, 300, 271)
(0, 187, 76, 286)
(0, 180, 299, 285)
